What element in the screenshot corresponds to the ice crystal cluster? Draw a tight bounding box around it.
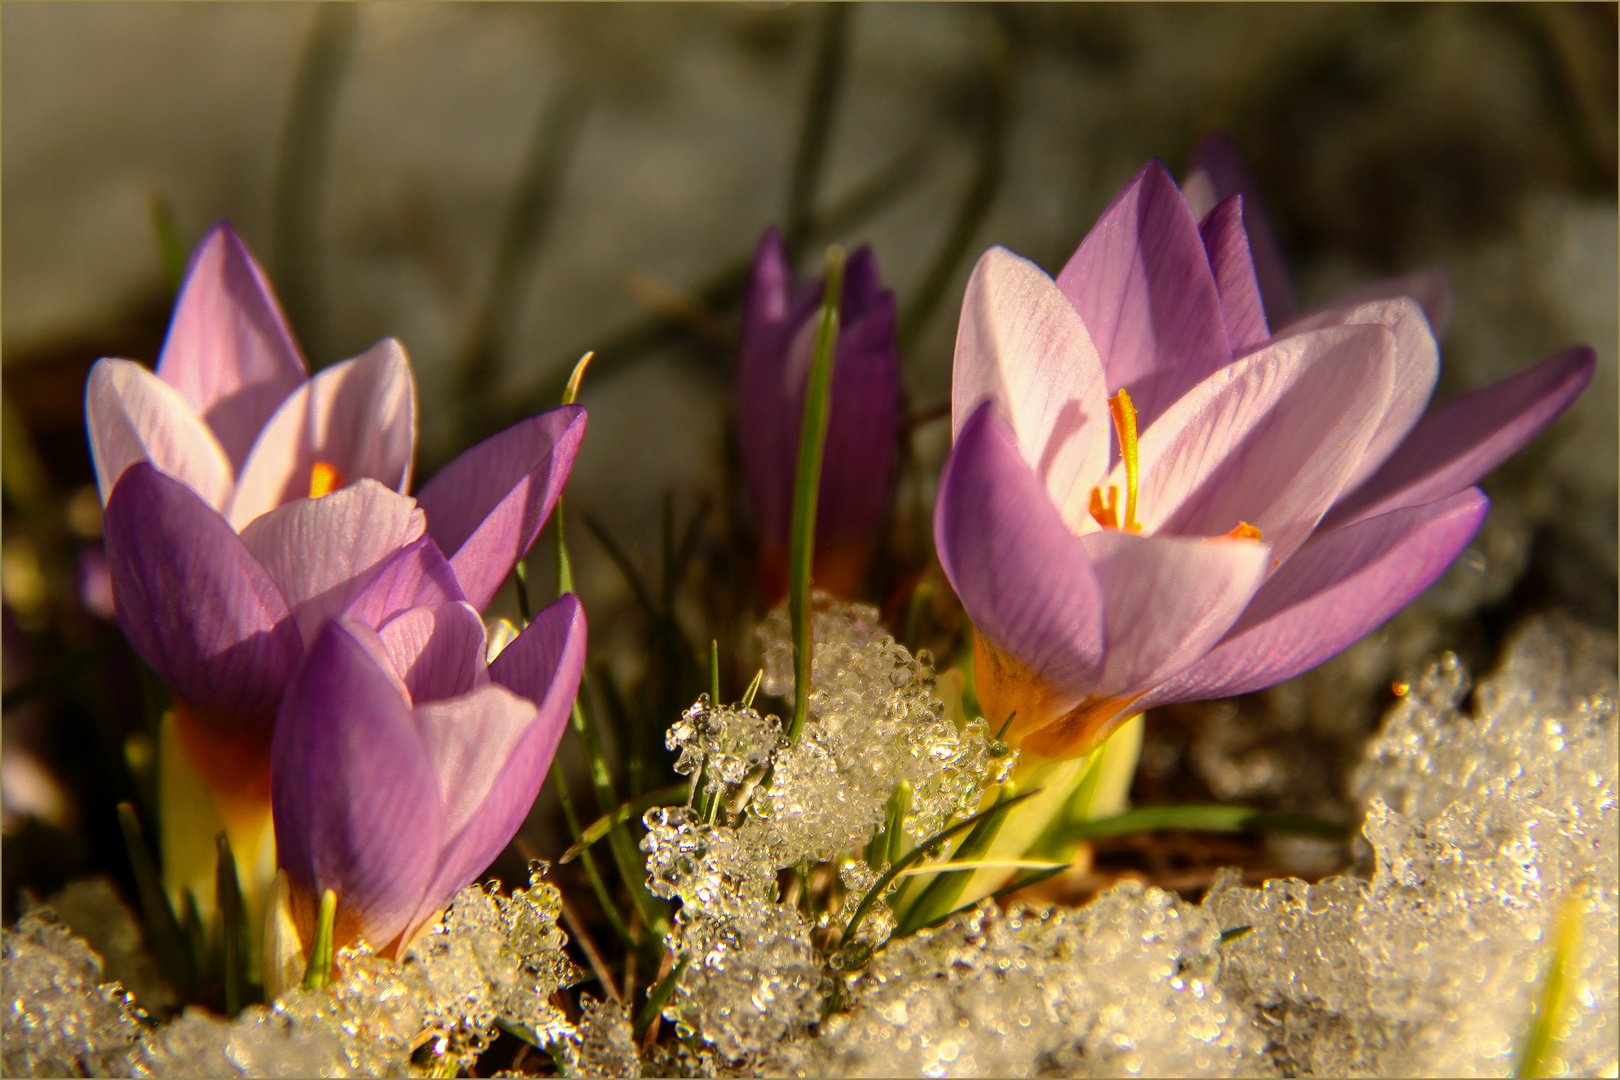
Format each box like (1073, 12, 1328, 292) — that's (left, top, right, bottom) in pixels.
(4, 614, 1616, 1077)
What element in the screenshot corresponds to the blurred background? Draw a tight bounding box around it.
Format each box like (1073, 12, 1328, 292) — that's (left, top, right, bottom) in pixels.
(4, 1, 1615, 944)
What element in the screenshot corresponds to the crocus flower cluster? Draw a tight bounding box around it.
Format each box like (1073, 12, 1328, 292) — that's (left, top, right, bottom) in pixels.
(87, 224, 586, 952)
(738, 228, 902, 602)
(936, 150, 1594, 764)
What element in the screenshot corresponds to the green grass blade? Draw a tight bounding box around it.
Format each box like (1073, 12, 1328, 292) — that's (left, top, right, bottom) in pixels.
(741, 669, 764, 710)
(115, 802, 196, 994)
(786, 245, 846, 747)
(896, 782, 1017, 935)
(553, 767, 634, 949)
(1046, 804, 1349, 846)
(633, 956, 690, 1041)
(1514, 886, 1585, 1078)
(214, 832, 247, 1016)
(842, 788, 1041, 948)
(901, 862, 1071, 938)
(560, 784, 690, 865)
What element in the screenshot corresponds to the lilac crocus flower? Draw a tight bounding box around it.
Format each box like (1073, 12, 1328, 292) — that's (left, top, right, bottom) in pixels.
(271, 569, 585, 956)
(89, 224, 585, 819)
(738, 228, 902, 601)
(935, 158, 1594, 763)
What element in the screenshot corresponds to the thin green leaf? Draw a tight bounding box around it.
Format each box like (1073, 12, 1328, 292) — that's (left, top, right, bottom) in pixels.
(215, 832, 247, 1017)
(787, 245, 846, 747)
(741, 669, 764, 710)
(561, 784, 690, 865)
(1514, 886, 1586, 1078)
(553, 767, 635, 949)
(633, 956, 690, 1041)
(115, 802, 195, 994)
(302, 888, 337, 991)
(1047, 804, 1350, 846)
(897, 782, 1017, 935)
(842, 788, 1042, 948)
(901, 862, 1071, 938)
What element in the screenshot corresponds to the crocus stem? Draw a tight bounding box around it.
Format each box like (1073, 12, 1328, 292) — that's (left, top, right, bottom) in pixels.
(302, 889, 337, 991)
(787, 245, 846, 747)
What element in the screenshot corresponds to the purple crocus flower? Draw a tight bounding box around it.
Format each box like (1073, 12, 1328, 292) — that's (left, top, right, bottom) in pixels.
(88, 224, 585, 821)
(737, 228, 902, 602)
(271, 574, 585, 956)
(935, 158, 1594, 762)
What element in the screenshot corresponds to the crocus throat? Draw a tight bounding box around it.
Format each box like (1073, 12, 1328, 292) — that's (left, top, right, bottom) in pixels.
(308, 462, 346, 499)
(1089, 390, 1142, 533)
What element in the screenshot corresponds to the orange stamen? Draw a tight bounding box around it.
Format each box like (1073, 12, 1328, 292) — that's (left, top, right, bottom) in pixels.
(1089, 390, 1143, 533)
(1220, 521, 1262, 542)
(1088, 485, 1119, 530)
(308, 461, 346, 499)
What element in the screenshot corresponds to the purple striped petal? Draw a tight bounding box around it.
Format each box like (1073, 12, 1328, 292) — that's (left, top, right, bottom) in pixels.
(935, 404, 1105, 696)
(102, 463, 299, 727)
(415, 406, 586, 611)
(343, 535, 465, 629)
(377, 601, 489, 704)
(1198, 195, 1270, 355)
(237, 480, 427, 643)
(1055, 160, 1232, 427)
(86, 359, 235, 512)
(953, 247, 1113, 532)
(1139, 488, 1489, 708)
(814, 289, 902, 546)
(1126, 322, 1395, 566)
(400, 683, 549, 945)
(155, 223, 307, 472)
(272, 618, 443, 949)
(1278, 296, 1439, 494)
(1182, 134, 1296, 327)
(1323, 346, 1596, 529)
(1080, 529, 1269, 700)
(228, 339, 417, 529)
(488, 592, 588, 727)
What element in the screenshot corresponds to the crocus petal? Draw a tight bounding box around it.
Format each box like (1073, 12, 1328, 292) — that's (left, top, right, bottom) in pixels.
(377, 601, 489, 704)
(102, 463, 299, 726)
(1198, 195, 1270, 355)
(237, 479, 427, 643)
(155, 223, 307, 472)
(952, 247, 1113, 532)
(488, 592, 589, 725)
(1123, 321, 1395, 566)
(1080, 529, 1270, 700)
(86, 358, 235, 512)
(1182, 133, 1296, 327)
(414, 405, 586, 611)
(1323, 346, 1596, 529)
(840, 245, 886, 324)
(228, 339, 417, 529)
(816, 292, 903, 544)
(400, 683, 546, 944)
(271, 618, 443, 949)
(935, 404, 1105, 695)
(1139, 488, 1489, 708)
(1054, 160, 1232, 427)
(343, 535, 466, 630)
(1279, 295, 1439, 494)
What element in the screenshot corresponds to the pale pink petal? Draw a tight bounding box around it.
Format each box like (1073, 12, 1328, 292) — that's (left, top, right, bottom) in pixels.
(1121, 322, 1395, 566)
(237, 479, 427, 643)
(1080, 529, 1270, 700)
(1323, 346, 1596, 529)
(1198, 195, 1270, 354)
(1138, 488, 1488, 707)
(156, 223, 307, 471)
(343, 535, 466, 630)
(934, 404, 1105, 695)
(1279, 295, 1439, 493)
(377, 601, 489, 704)
(86, 358, 234, 512)
(1182, 134, 1296, 327)
(228, 340, 417, 530)
(1055, 160, 1232, 428)
(951, 247, 1112, 531)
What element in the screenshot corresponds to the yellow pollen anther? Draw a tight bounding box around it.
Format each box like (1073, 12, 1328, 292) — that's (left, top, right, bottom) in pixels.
(1090, 389, 1142, 533)
(308, 462, 346, 499)
(1222, 521, 1262, 542)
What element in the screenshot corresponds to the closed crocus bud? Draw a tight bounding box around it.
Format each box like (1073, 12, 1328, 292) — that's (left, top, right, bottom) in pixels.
(270, 593, 586, 959)
(936, 159, 1594, 766)
(737, 228, 902, 602)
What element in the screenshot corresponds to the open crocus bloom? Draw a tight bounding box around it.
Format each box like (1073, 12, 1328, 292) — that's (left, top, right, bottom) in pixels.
(935, 158, 1594, 765)
(88, 224, 584, 861)
(738, 228, 902, 602)
(271, 576, 586, 958)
